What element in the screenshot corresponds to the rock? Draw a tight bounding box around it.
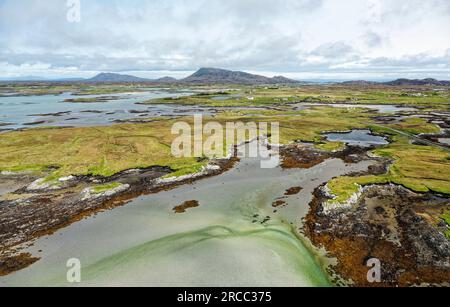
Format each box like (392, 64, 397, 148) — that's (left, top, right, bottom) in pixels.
(285, 186, 303, 195)
(305, 184, 450, 286)
(423, 233, 450, 258)
(155, 163, 221, 185)
(58, 176, 75, 182)
(437, 220, 448, 228)
(321, 183, 363, 214)
(26, 176, 76, 192)
(81, 184, 130, 201)
(375, 206, 385, 214)
(173, 200, 200, 213)
(26, 178, 61, 191)
(346, 154, 362, 163)
(1, 171, 15, 176)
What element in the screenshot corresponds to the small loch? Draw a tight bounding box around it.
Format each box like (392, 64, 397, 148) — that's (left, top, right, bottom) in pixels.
(325, 130, 389, 148)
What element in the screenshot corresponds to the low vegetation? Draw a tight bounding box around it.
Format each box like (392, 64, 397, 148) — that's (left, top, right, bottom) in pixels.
(91, 182, 123, 194)
(142, 84, 450, 109)
(1, 84, 449, 204)
(0, 106, 371, 180)
(314, 141, 345, 152)
(388, 118, 442, 135)
(326, 134, 450, 204)
(0, 119, 207, 179)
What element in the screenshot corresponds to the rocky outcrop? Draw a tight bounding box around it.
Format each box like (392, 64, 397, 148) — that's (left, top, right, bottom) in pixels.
(154, 164, 221, 185)
(321, 183, 364, 214)
(81, 184, 130, 201)
(305, 184, 450, 286)
(181, 68, 300, 85)
(26, 176, 76, 192)
(0, 158, 237, 276)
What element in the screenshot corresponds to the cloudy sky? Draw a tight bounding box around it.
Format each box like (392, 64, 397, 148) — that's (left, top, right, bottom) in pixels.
(0, 0, 449, 80)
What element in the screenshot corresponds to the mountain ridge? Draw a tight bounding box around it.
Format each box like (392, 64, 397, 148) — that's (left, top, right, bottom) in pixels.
(86, 72, 176, 83)
(181, 68, 300, 84)
(383, 78, 450, 86)
(88, 72, 150, 83)
(84, 68, 301, 84)
(343, 78, 450, 86)
(2, 70, 450, 86)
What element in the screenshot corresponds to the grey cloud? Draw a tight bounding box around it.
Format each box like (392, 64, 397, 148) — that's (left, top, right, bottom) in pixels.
(312, 42, 355, 58)
(368, 51, 450, 69)
(364, 32, 383, 48)
(0, 0, 448, 78)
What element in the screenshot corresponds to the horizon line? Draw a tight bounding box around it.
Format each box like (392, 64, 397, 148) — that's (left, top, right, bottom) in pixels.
(1, 67, 450, 82)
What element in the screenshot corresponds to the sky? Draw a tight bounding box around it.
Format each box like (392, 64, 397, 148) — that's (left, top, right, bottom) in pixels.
(0, 0, 449, 80)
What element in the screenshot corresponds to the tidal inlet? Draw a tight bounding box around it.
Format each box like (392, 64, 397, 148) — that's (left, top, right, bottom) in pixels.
(1, 0, 450, 291)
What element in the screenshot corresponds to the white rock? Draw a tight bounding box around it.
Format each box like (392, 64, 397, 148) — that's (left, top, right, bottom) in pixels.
(322, 183, 363, 215)
(155, 163, 222, 185)
(204, 164, 221, 171)
(58, 175, 75, 182)
(1, 171, 15, 176)
(81, 183, 130, 201)
(27, 178, 60, 191)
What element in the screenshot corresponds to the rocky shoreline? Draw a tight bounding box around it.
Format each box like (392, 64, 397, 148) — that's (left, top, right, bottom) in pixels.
(1, 140, 449, 287)
(0, 157, 238, 276)
(281, 141, 450, 286)
(281, 143, 376, 169)
(304, 184, 450, 287)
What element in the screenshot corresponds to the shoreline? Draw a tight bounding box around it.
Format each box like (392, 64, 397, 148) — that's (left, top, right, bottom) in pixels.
(0, 141, 374, 278)
(1, 139, 448, 285)
(0, 145, 374, 286)
(304, 181, 450, 287)
(0, 157, 239, 276)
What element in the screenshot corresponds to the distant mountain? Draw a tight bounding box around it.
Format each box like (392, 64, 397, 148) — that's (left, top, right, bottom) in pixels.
(54, 77, 86, 82)
(383, 78, 450, 86)
(87, 73, 152, 83)
(4, 72, 449, 86)
(181, 68, 300, 85)
(156, 76, 178, 83)
(341, 80, 380, 86)
(0, 76, 49, 81)
(339, 78, 450, 86)
(86, 73, 179, 83)
(271, 75, 300, 84)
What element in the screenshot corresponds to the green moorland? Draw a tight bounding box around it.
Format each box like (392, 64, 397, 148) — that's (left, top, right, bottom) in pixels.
(2, 82, 448, 109)
(326, 137, 450, 203)
(0, 83, 449, 204)
(232, 109, 450, 203)
(388, 117, 442, 134)
(0, 119, 208, 179)
(0, 83, 159, 97)
(1, 103, 448, 196)
(443, 213, 450, 238)
(0, 107, 370, 180)
(326, 118, 450, 205)
(91, 182, 123, 194)
(142, 85, 450, 109)
(314, 141, 346, 152)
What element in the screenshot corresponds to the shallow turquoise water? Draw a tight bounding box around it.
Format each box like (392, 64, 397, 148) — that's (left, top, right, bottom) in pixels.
(295, 103, 418, 114)
(325, 130, 389, 147)
(0, 151, 374, 287)
(0, 90, 206, 129)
